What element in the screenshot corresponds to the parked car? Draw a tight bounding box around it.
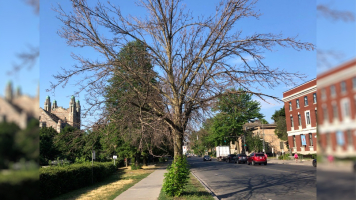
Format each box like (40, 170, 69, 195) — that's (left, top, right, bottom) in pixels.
(312, 159, 316, 167)
(235, 154, 247, 164)
(226, 154, 236, 163)
(203, 155, 212, 161)
(247, 153, 267, 165)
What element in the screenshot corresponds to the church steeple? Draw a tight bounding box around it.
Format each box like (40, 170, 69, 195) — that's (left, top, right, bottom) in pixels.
(5, 81, 13, 102)
(44, 96, 51, 113)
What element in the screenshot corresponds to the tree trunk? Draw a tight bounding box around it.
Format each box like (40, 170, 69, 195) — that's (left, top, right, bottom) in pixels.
(173, 129, 183, 162)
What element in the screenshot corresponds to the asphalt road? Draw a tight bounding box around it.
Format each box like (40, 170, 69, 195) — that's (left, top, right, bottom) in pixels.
(317, 169, 356, 200)
(188, 156, 316, 200)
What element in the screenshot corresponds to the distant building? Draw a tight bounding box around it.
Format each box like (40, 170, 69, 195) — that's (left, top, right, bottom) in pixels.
(317, 59, 356, 157)
(0, 81, 39, 129)
(239, 121, 287, 155)
(39, 95, 81, 133)
(282, 79, 317, 155)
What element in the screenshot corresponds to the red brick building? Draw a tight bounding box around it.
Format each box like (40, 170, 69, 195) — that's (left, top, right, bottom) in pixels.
(282, 79, 317, 155)
(317, 59, 356, 157)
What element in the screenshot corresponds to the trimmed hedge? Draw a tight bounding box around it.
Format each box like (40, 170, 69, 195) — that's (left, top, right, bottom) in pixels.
(0, 170, 39, 200)
(40, 162, 117, 200)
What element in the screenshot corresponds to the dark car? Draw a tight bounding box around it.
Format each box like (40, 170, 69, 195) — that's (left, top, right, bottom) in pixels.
(312, 159, 316, 167)
(247, 153, 267, 165)
(226, 154, 236, 163)
(235, 154, 247, 164)
(203, 155, 212, 161)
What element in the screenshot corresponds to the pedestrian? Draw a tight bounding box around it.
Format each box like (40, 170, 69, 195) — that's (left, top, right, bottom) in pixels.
(265, 153, 268, 160)
(294, 153, 299, 163)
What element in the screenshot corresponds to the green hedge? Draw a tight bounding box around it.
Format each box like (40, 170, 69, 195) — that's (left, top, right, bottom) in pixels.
(0, 170, 39, 200)
(40, 162, 117, 200)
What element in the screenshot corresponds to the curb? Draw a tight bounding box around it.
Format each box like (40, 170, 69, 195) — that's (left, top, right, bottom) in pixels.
(269, 162, 312, 166)
(191, 170, 219, 200)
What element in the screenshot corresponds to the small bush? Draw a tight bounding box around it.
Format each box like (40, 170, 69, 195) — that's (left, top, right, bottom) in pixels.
(131, 163, 142, 170)
(278, 153, 291, 160)
(159, 157, 166, 162)
(162, 156, 190, 197)
(39, 162, 116, 200)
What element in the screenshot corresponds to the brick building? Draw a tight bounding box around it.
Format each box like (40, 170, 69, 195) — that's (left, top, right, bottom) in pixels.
(282, 79, 317, 155)
(317, 59, 356, 157)
(0, 81, 39, 129)
(39, 95, 81, 132)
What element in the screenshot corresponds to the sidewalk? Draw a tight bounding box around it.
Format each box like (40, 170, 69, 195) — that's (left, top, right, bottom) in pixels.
(114, 161, 170, 200)
(267, 158, 313, 166)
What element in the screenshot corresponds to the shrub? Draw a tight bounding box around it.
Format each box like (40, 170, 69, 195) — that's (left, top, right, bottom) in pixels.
(278, 153, 291, 160)
(0, 170, 39, 200)
(159, 157, 166, 162)
(39, 162, 116, 200)
(131, 163, 142, 170)
(162, 156, 190, 197)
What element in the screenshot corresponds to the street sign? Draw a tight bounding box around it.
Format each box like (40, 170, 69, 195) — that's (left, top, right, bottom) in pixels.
(92, 150, 96, 160)
(113, 155, 117, 160)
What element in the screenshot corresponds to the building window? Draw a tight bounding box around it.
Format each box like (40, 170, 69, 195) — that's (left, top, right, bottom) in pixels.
(321, 88, 327, 100)
(347, 130, 353, 146)
(341, 81, 347, 93)
(298, 114, 301, 126)
(323, 106, 329, 121)
(342, 100, 351, 117)
(353, 77, 356, 90)
(293, 135, 296, 148)
(315, 109, 318, 124)
(296, 99, 300, 109)
(313, 93, 317, 103)
(309, 133, 313, 146)
(304, 96, 308, 106)
(306, 112, 311, 124)
(332, 104, 338, 119)
(290, 116, 294, 128)
(289, 102, 292, 111)
(330, 85, 336, 97)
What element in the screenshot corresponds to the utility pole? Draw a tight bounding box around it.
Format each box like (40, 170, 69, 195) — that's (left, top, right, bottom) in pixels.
(262, 120, 265, 153)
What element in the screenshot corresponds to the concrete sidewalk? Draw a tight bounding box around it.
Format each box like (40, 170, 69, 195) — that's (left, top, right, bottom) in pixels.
(114, 162, 170, 200)
(267, 158, 313, 166)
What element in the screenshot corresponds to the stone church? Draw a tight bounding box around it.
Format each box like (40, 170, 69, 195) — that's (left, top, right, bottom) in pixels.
(39, 95, 81, 133)
(0, 81, 39, 129)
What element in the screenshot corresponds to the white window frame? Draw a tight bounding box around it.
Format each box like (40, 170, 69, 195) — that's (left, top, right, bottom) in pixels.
(296, 99, 300, 109)
(304, 110, 311, 127)
(330, 85, 336, 98)
(289, 101, 292, 111)
(332, 101, 338, 121)
(304, 96, 308, 106)
(340, 81, 347, 94)
(313, 93, 317, 104)
(340, 98, 351, 120)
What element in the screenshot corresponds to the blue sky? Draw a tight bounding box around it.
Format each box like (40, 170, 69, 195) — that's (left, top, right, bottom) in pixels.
(316, 0, 356, 73)
(0, 0, 39, 98)
(39, 0, 318, 126)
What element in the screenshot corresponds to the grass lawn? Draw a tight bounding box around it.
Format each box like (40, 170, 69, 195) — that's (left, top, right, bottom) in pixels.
(52, 165, 156, 200)
(158, 173, 214, 200)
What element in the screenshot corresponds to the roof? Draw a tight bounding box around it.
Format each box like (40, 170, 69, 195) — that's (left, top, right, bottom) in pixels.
(283, 78, 316, 94)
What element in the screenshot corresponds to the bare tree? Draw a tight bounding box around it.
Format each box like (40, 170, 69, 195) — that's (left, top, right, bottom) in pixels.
(50, 0, 314, 160)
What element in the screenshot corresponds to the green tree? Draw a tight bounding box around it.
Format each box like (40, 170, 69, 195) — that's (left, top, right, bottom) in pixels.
(53, 125, 83, 161)
(211, 88, 264, 146)
(271, 107, 287, 141)
(245, 133, 263, 153)
(0, 122, 20, 169)
(39, 126, 60, 165)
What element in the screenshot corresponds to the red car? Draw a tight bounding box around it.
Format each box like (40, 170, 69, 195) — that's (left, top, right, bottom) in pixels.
(247, 153, 267, 166)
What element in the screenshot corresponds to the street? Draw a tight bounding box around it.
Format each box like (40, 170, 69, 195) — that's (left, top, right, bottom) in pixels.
(188, 156, 316, 200)
(317, 169, 356, 200)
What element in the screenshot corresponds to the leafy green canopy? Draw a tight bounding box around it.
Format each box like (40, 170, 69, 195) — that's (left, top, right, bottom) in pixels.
(271, 106, 287, 141)
(210, 88, 264, 145)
